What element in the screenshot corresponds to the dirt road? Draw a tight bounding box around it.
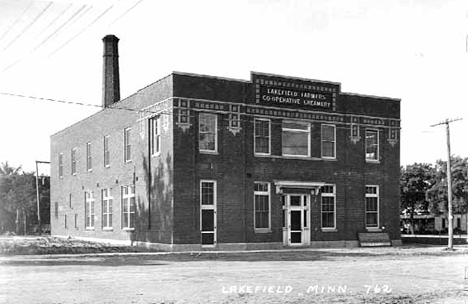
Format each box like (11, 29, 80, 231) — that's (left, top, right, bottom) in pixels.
(1, 247, 468, 304)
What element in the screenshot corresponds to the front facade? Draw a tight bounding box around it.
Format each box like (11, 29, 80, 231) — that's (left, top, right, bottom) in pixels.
(51, 69, 401, 250)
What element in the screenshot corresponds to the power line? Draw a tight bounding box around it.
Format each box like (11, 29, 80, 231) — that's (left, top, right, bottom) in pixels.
(48, 4, 115, 57)
(0, 92, 170, 115)
(31, 4, 88, 53)
(108, 0, 144, 26)
(37, 3, 72, 37)
(0, 1, 34, 44)
(2, 2, 54, 52)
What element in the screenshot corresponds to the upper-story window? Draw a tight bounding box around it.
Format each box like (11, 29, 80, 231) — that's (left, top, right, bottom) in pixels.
(71, 148, 77, 175)
(150, 116, 161, 156)
(321, 125, 336, 159)
(58, 153, 63, 178)
(104, 135, 110, 168)
(254, 119, 270, 155)
(199, 113, 217, 153)
(282, 121, 310, 157)
(365, 129, 379, 161)
(86, 142, 92, 171)
(124, 127, 131, 162)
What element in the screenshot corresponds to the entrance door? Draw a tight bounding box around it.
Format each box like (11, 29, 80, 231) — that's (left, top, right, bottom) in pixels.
(200, 181, 216, 246)
(283, 194, 310, 246)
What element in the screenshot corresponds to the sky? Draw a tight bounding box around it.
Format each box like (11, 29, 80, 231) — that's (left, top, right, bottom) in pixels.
(0, 0, 467, 174)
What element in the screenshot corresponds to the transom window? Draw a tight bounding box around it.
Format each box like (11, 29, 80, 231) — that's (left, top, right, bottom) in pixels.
(85, 191, 95, 229)
(122, 185, 135, 229)
(321, 125, 336, 158)
(365, 185, 379, 228)
(365, 130, 379, 161)
(254, 119, 270, 155)
(102, 189, 113, 229)
(321, 185, 336, 229)
(254, 182, 270, 230)
(282, 121, 310, 157)
(199, 113, 217, 153)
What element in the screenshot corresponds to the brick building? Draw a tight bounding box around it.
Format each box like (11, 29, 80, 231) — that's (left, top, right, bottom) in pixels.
(50, 35, 401, 250)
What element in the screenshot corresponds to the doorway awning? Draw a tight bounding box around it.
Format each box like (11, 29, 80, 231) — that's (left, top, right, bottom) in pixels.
(273, 180, 325, 195)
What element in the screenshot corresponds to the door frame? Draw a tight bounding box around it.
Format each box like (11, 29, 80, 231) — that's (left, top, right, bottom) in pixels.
(282, 194, 310, 246)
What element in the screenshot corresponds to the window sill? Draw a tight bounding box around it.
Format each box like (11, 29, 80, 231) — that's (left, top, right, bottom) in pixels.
(254, 152, 271, 157)
(255, 155, 323, 161)
(199, 150, 219, 155)
(366, 159, 380, 164)
(254, 228, 271, 234)
(103, 228, 113, 231)
(366, 228, 382, 232)
(321, 228, 338, 232)
(123, 228, 135, 232)
(105, 165, 111, 169)
(125, 160, 132, 164)
(85, 228, 95, 231)
(151, 152, 161, 158)
(321, 157, 337, 161)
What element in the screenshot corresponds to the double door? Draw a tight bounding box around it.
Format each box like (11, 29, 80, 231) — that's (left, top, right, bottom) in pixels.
(283, 194, 310, 246)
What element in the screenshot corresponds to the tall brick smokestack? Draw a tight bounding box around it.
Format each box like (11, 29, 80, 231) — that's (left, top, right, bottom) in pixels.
(102, 35, 120, 107)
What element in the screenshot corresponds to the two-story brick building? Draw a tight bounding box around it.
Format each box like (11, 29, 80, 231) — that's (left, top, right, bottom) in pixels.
(50, 35, 401, 250)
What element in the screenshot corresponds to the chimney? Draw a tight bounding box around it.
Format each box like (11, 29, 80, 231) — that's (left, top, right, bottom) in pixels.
(102, 35, 120, 107)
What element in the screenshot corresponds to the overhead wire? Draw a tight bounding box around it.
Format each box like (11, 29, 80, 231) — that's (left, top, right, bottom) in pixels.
(108, 0, 144, 27)
(0, 92, 171, 115)
(31, 4, 88, 53)
(2, 2, 54, 52)
(0, 1, 34, 44)
(37, 3, 73, 37)
(48, 4, 116, 57)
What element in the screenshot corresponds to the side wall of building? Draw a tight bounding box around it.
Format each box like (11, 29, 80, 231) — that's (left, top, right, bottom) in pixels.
(50, 76, 174, 244)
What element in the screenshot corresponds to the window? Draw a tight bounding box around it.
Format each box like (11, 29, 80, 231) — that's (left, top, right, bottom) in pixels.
(54, 202, 58, 219)
(58, 153, 63, 178)
(365, 186, 379, 228)
(69, 193, 72, 208)
(74, 214, 78, 229)
(365, 130, 379, 161)
(104, 135, 110, 167)
(71, 148, 77, 175)
(85, 191, 95, 229)
(321, 125, 336, 158)
(124, 127, 131, 162)
(64, 214, 67, 229)
(150, 116, 161, 155)
(199, 113, 217, 152)
(86, 142, 92, 171)
(254, 119, 270, 155)
(122, 185, 135, 229)
(321, 185, 336, 229)
(254, 182, 270, 230)
(282, 121, 310, 157)
(102, 189, 113, 229)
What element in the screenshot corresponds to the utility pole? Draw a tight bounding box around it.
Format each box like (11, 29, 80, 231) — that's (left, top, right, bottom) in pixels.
(35, 160, 50, 236)
(431, 118, 462, 250)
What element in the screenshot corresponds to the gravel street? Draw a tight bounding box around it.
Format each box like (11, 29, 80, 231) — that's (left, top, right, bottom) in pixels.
(1, 246, 468, 304)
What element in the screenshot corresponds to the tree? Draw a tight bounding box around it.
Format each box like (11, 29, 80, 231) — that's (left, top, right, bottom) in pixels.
(0, 162, 50, 234)
(400, 163, 436, 234)
(427, 156, 468, 218)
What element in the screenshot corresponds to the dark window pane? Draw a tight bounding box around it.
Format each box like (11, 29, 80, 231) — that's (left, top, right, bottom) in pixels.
(291, 232, 302, 243)
(202, 233, 214, 245)
(290, 210, 301, 230)
(201, 210, 214, 231)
